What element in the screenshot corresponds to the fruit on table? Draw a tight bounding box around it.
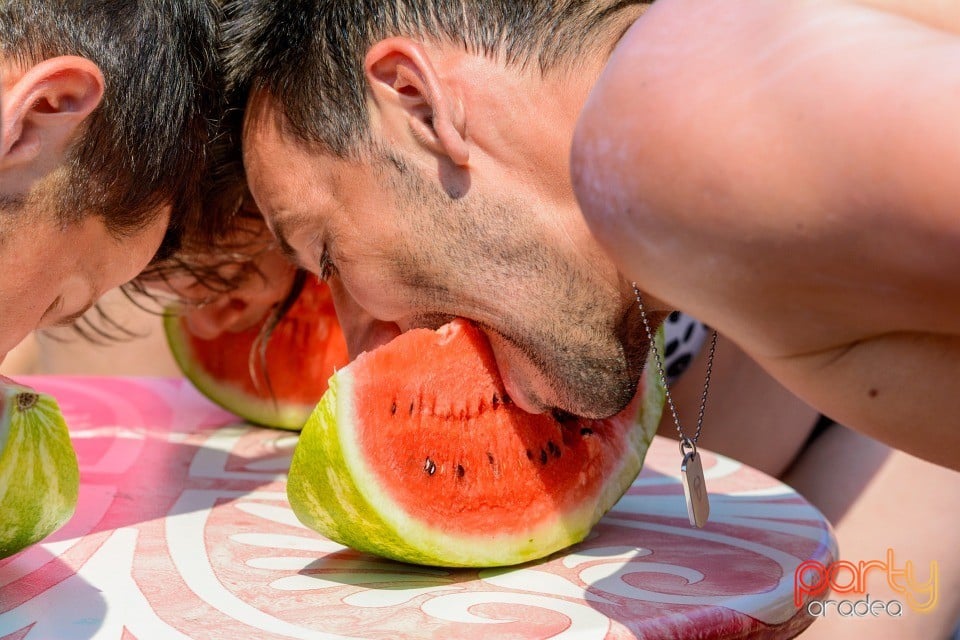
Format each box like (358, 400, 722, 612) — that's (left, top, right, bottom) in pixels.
(165, 278, 349, 430)
(288, 319, 665, 567)
(0, 378, 79, 558)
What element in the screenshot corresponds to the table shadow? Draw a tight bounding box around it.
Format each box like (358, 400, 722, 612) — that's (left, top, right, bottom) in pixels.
(1, 420, 295, 638)
(0, 553, 106, 640)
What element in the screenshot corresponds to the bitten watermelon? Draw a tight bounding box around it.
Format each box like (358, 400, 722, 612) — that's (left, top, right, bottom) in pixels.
(165, 278, 349, 430)
(288, 319, 665, 567)
(0, 378, 79, 558)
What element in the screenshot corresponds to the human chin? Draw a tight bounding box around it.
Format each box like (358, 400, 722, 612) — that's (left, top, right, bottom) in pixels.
(548, 351, 643, 420)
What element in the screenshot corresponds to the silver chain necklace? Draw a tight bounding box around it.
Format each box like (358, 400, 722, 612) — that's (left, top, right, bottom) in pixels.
(633, 283, 718, 528)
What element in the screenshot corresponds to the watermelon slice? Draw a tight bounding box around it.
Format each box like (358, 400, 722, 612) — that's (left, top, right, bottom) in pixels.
(288, 319, 665, 567)
(0, 377, 79, 558)
(165, 278, 349, 430)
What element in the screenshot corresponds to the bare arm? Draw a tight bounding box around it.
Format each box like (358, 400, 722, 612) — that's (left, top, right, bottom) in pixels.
(572, 0, 960, 469)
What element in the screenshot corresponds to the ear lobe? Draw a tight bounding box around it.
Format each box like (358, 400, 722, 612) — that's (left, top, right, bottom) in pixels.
(1, 56, 104, 170)
(365, 38, 469, 166)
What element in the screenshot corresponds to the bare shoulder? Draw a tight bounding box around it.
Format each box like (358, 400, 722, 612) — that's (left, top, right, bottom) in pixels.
(573, 0, 960, 341)
(573, 0, 960, 470)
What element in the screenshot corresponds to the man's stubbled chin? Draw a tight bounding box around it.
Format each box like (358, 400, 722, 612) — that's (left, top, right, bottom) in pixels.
(401, 316, 645, 419)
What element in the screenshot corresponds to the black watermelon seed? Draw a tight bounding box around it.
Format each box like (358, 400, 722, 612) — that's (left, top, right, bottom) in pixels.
(424, 458, 437, 475)
(526, 449, 534, 461)
(487, 452, 495, 465)
(456, 464, 465, 478)
(492, 393, 500, 407)
(548, 441, 561, 458)
(539, 449, 548, 465)
(409, 401, 415, 415)
(581, 427, 594, 436)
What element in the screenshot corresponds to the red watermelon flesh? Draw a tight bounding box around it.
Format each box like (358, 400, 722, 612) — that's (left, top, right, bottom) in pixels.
(288, 318, 665, 567)
(165, 278, 349, 430)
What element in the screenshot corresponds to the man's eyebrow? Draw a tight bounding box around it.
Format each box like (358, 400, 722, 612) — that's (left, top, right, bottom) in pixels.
(272, 215, 316, 271)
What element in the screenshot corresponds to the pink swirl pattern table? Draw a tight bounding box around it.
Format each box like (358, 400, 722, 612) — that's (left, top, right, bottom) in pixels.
(0, 377, 836, 639)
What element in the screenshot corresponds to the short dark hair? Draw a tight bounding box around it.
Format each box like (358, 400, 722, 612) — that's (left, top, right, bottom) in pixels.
(0, 0, 222, 258)
(224, 0, 647, 157)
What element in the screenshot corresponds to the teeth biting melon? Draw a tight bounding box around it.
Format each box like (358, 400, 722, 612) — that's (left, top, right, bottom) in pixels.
(288, 319, 665, 567)
(0, 378, 79, 558)
(165, 277, 349, 430)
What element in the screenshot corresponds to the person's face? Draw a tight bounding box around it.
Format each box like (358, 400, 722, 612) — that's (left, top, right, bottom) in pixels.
(0, 199, 170, 364)
(244, 95, 652, 420)
(157, 214, 298, 339)
(1, 56, 169, 365)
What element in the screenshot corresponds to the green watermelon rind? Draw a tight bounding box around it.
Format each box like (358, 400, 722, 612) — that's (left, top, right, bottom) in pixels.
(163, 313, 314, 430)
(0, 384, 80, 559)
(288, 329, 666, 567)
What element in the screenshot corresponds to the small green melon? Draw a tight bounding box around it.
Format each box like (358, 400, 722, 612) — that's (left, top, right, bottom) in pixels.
(0, 379, 79, 558)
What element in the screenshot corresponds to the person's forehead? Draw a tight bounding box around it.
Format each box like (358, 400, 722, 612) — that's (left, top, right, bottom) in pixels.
(242, 103, 343, 226)
(241, 153, 327, 266)
(1, 201, 167, 282)
(86, 204, 171, 272)
(242, 90, 302, 158)
(243, 98, 324, 188)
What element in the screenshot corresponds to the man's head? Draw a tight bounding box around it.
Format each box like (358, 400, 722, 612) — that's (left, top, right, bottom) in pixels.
(0, 0, 221, 361)
(226, 0, 658, 418)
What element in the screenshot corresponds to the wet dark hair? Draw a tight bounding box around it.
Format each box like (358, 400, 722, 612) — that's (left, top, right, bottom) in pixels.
(0, 0, 223, 259)
(223, 0, 647, 157)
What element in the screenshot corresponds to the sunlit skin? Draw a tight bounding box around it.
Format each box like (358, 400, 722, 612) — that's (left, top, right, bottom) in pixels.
(173, 8, 959, 636)
(0, 55, 170, 365)
(156, 215, 298, 339)
(571, 0, 960, 469)
(242, 26, 663, 419)
(0, 203, 170, 363)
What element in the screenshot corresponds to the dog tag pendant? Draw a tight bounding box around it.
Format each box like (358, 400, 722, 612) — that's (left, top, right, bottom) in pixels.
(681, 450, 709, 528)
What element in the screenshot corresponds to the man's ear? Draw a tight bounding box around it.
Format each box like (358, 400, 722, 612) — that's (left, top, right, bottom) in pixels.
(365, 38, 469, 166)
(0, 56, 104, 172)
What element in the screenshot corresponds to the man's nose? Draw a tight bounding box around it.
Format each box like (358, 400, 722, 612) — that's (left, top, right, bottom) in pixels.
(344, 317, 402, 359)
(326, 277, 401, 359)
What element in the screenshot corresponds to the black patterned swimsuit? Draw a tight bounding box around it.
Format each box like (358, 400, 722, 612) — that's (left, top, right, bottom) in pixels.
(661, 311, 710, 386)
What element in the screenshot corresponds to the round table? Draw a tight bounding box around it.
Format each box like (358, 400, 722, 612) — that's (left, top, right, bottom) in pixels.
(0, 377, 836, 639)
